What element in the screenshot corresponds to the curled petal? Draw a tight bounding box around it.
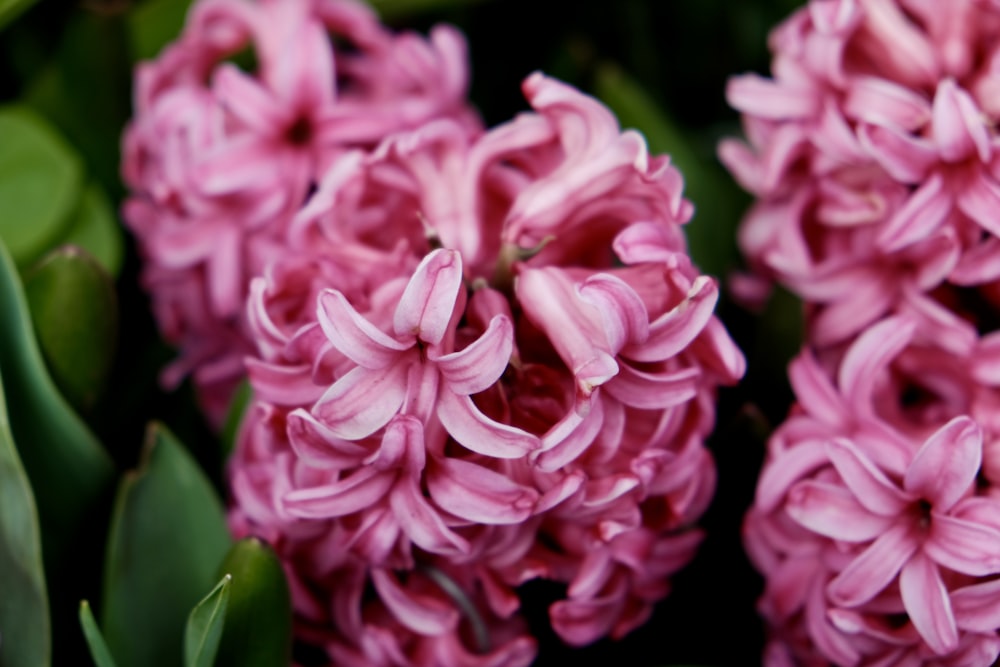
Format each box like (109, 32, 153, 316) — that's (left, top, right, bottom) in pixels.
(436, 389, 540, 458)
(317, 289, 411, 369)
(427, 457, 539, 524)
(393, 248, 463, 345)
(432, 315, 513, 395)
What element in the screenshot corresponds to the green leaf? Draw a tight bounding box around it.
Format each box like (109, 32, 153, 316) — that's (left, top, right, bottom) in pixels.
(0, 106, 83, 267)
(184, 575, 231, 667)
(0, 367, 49, 667)
(214, 538, 292, 667)
(0, 238, 113, 571)
(593, 65, 744, 279)
(24, 245, 118, 413)
(79, 600, 118, 667)
(102, 422, 232, 667)
(0, 0, 36, 31)
(60, 184, 124, 278)
(127, 0, 194, 61)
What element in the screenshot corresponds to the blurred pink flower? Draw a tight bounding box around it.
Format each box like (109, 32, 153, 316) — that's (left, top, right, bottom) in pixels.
(122, 0, 478, 424)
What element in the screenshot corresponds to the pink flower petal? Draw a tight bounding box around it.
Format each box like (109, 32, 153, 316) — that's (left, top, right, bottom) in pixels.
(899, 552, 959, 655)
(827, 522, 919, 607)
(904, 416, 981, 511)
(624, 276, 718, 363)
(427, 457, 539, 524)
(313, 363, 408, 440)
(370, 569, 460, 636)
(393, 248, 463, 346)
(925, 513, 1000, 576)
(436, 389, 540, 458)
(786, 479, 897, 542)
(825, 438, 911, 515)
(317, 289, 411, 369)
(432, 315, 513, 395)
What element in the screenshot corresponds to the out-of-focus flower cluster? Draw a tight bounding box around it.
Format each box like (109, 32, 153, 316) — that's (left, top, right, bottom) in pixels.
(122, 0, 744, 664)
(723, 0, 1000, 664)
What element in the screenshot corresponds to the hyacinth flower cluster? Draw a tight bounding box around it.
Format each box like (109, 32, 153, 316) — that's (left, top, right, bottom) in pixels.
(722, 0, 1000, 664)
(123, 0, 745, 664)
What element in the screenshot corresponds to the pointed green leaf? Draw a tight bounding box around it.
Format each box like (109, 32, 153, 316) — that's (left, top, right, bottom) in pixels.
(79, 600, 118, 667)
(102, 422, 232, 667)
(0, 365, 49, 667)
(23, 245, 118, 412)
(0, 0, 36, 31)
(0, 238, 113, 571)
(60, 184, 124, 278)
(594, 65, 744, 278)
(184, 575, 231, 667)
(214, 538, 292, 667)
(0, 106, 82, 267)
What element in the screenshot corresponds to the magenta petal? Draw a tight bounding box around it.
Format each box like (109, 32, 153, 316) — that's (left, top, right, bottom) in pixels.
(393, 248, 463, 345)
(837, 316, 915, 418)
(313, 363, 408, 440)
(427, 457, 539, 524)
(904, 416, 981, 511)
(957, 172, 1000, 238)
(951, 579, 1000, 633)
(899, 553, 959, 655)
(432, 315, 513, 395)
(284, 468, 394, 519)
(878, 172, 952, 251)
(925, 513, 1000, 576)
(603, 363, 699, 410)
(578, 273, 650, 351)
(317, 289, 411, 369)
(827, 522, 919, 607)
(388, 480, 469, 556)
(786, 480, 896, 542)
(825, 438, 910, 515)
(436, 389, 540, 458)
(625, 276, 718, 363)
(370, 568, 460, 636)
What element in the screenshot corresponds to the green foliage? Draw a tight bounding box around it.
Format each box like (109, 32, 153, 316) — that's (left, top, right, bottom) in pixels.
(24, 246, 118, 412)
(0, 106, 82, 268)
(79, 601, 118, 667)
(0, 238, 113, 570)
(184, 575, 232, 667)
(101, 423, 232, 667)
(0, 363, 49, 667)
(213, 538, 292, 667)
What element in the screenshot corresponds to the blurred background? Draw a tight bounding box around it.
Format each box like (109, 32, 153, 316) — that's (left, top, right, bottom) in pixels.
(0, 0, 806, 664)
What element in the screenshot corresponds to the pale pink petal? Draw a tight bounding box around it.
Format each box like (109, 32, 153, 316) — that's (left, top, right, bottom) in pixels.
(316, 289, 411, 369)
(904, 416, 981, 511)
(925, 513, 1000, 576)
(827, 522, 920, 606)
(825, 438, 911, 515)
(432, 315, 513, 395)
(393, 248, 463, 346)
(786, 480, 897, 541)
(624, 276, 718, 363)
(313, 363, 408, 440)
(899, 552, 959, 655)
(370, 569, 460, 636)
(389, 480, 469, 555)
(436, 389, 540, 458)
(877, 172, 952, 251)
(951, 578, 1000, 633)
(284, 468, 395, 519)
(426, 457, 538, 524)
